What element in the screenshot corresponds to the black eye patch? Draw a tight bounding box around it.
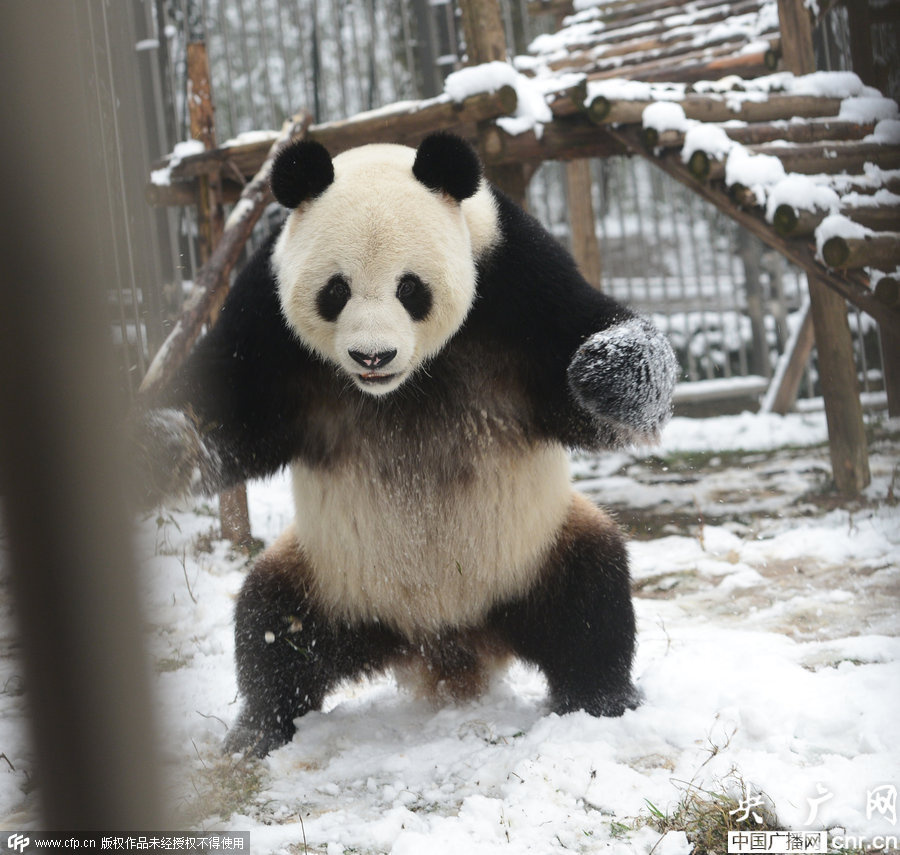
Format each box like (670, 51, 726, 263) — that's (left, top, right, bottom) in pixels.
(316, 274, 351, 322)
(396, 273, 432, 322)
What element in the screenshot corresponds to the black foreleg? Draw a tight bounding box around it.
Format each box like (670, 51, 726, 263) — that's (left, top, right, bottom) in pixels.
(226, 531, 404, 757)
(490, 493, 639, 717)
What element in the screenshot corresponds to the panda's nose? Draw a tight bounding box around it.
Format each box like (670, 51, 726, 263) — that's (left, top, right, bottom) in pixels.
(349, 349, 397, 369)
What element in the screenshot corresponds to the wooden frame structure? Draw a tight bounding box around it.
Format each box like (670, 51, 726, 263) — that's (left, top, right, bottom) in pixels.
(145, 0, 900, 496)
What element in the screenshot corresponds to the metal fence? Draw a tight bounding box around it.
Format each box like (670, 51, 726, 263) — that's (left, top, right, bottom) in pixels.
(118, 0, 887, 410)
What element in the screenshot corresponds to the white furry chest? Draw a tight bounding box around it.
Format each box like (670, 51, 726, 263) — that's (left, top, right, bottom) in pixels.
(290, 442, 571, 638)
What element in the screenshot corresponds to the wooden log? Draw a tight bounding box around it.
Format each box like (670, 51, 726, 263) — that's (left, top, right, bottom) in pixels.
(458, 0, 531, 206)
(148, 87, 519, 205)
(458, 0, 508, 63)
(729, 183, 762, 209)
(644, 118, 876, 151)
(481, 116, 628, 166)
(807, 273, 871, 494)
(311, 87, 517, 154)
(700, 140, 900, 183)
(551, 0, 763, 50)
(760, 299, 815, 414)
(777, 0, 816, 75)
(139, 112, 313, 398)
(579, 39, 778, 83)
(588, 92, 843, 127)
(773, 203, 900, 237)
(821, 232, 900, 270)
(545, 77, 589, 117)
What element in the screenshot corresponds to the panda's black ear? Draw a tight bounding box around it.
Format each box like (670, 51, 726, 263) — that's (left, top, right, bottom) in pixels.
(413, 132, 482, 202)
(270, 139, 335, 209)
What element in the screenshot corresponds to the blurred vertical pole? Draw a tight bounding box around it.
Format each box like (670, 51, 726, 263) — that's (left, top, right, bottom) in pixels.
(0, 0, 165, 831)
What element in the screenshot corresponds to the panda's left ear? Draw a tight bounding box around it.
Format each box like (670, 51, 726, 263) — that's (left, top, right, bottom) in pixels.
(413, 133, 482, 202)
(270, 139, 335, 209)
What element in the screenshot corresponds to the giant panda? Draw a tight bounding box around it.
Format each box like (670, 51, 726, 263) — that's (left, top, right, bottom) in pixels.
(140, 132, 678, 757)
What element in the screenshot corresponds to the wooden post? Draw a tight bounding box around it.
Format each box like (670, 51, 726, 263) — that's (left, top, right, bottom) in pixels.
(187, 41, 253, 547)
(457, 0, 508, 64)
(457, 0, 533, 207)
(808, 277, 870, 493)
(565, 159, 603, 289)
(777, 0, 870, 494)
(776, 0, 816, 75)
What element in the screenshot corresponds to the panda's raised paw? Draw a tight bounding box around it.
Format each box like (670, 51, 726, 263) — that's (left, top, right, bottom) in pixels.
(128, 408, 219, 508)
(567, 316, 677, 445)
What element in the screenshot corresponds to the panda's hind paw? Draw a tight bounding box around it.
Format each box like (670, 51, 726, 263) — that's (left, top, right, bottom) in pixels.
(554, 683, 642, 718)
(223, 717, 292, 759)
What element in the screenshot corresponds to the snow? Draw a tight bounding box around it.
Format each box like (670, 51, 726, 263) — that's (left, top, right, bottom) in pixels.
(865, 118, 900, 145)
(814, 213, 875, 257)
(586, 78, 686, 103)
(151, 139, 206, 186)
(642, 101, 689, 134)
(839, 96, 900, 123)
(443, 62, 551, 138)
(764, 174, 840, 222)
(681, 124, 733, 164)
(2, 413, 898, 853)
(725, 146, 786, 203)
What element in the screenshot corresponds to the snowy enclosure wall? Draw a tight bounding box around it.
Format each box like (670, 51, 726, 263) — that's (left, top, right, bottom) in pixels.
(116, 0, 888, 406)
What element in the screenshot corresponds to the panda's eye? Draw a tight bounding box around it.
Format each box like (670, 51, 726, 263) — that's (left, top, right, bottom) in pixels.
(316, 274, 351, 322)
(396, 273, 432, 322)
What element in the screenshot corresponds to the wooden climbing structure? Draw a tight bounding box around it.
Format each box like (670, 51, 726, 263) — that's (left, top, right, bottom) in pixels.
(147, 0, 900, 496)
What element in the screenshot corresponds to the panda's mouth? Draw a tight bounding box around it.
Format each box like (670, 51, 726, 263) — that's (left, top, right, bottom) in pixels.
(356, 371, 399, 386)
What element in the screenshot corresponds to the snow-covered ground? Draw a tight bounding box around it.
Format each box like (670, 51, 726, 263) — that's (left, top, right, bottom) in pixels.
(1, 411, 898, 854)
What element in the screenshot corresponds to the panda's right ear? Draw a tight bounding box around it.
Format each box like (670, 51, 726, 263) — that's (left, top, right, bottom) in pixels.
(270, 140, 335, 209)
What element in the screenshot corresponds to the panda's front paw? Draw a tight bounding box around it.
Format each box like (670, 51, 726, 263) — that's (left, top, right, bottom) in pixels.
(129, 408, 220, 508)
(567, 316, 677, 445)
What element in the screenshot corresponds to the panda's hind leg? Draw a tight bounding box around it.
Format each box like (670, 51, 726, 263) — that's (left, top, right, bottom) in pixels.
(489, 493, 639, 717)
(225, 530, 404, 757)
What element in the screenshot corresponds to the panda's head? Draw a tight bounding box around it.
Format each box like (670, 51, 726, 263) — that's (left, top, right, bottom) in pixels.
(270, 133, 499, 396)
